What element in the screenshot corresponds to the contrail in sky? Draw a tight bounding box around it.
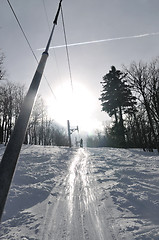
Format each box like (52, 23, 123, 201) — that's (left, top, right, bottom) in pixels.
(37, 32, 159, 50)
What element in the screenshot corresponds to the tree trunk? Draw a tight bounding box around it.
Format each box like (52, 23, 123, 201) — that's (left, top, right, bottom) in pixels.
(119, 106, 126, 147)
(143, 96, 158, 151)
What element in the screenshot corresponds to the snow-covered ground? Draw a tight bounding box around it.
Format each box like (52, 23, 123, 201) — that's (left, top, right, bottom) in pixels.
(0, 145, 159, 239)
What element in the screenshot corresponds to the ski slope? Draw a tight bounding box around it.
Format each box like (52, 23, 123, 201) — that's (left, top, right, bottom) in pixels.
(0, 145, 159, 239)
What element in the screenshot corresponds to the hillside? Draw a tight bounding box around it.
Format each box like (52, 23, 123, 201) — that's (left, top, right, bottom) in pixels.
(0, 145, 159, 239)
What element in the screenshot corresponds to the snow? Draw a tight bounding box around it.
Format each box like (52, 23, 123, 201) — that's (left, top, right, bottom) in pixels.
(0, 145, 159, 239)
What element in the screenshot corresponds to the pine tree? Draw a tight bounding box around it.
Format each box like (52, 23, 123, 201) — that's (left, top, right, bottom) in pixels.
(99, 66, 136, 147)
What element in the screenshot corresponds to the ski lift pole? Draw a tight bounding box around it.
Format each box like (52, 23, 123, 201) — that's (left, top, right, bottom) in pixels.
(67, 120, 79, 148)
(67, 120, 71, 147)
(0, 0, 62, 221)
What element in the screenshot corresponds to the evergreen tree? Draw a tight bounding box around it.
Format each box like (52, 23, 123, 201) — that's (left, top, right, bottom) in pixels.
(99, 66, 136, 147)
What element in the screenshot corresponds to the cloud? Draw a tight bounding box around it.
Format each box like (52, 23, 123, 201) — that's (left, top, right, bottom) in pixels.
(37, 32, 159, 51)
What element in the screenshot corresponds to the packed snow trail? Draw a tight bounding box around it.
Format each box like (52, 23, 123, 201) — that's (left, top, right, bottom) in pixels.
(41, 148, 118, 240)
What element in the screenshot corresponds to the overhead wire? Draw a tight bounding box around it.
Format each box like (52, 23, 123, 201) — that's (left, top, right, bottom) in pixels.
(42, 0, 63, 89)
(7, 0, 73, 99)
(61, 6, 74, 92)
(7, 0, 38, 62)
(7, 0, 56, 99)
(42, 0, 51, 31)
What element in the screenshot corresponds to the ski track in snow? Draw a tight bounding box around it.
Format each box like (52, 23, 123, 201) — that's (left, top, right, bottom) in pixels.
(41, 148, 115, 240)
(0, 145, 159, 239)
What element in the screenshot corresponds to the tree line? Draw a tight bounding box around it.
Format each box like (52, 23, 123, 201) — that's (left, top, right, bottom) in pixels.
(0, 53, 69, 147)
(88, 57, 159, 151)
(2, 50, 159, 150)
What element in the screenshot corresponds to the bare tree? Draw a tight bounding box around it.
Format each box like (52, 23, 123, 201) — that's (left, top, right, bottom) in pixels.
(124, 59, 159, 151)
(0, 52, 6, 81)
(0, 82, 25, 144)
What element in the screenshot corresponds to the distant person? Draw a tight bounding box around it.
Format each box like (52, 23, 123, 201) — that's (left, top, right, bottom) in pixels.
(80, 138, 83, 148)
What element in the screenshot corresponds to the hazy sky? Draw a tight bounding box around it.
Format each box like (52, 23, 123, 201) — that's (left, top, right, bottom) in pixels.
(1, 0, 159, 133)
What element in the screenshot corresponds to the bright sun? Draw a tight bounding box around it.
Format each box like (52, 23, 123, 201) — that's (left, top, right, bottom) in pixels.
(46, 81, 102, 133)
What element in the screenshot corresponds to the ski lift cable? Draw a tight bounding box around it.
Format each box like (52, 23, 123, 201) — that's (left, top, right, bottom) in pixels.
(42, 0, 51, 31)
(7, 0, 38, 62)
(41, 0, 63, 97)
(61, 6, 74, 92)
(7, 0, 56, 99)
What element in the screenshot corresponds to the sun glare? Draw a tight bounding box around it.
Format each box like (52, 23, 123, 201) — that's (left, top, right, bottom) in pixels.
(46, 81, 102, 133)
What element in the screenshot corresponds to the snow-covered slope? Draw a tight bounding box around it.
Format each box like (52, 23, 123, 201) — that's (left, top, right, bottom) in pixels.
(0, 145, 159, 239)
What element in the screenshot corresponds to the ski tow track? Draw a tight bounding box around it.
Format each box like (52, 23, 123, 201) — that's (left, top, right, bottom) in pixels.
(41, 148, 122, 240)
